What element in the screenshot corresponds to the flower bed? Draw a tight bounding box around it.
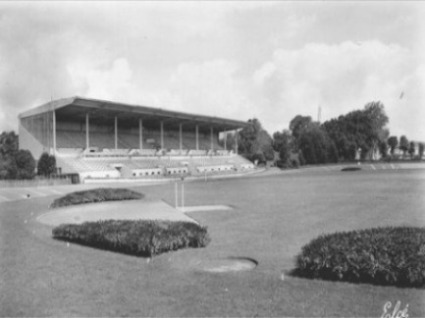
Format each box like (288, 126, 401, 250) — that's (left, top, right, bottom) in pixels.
(293, 227, 425, 287)
(50, 188, 143, 208)
(52, 220, 210, 257)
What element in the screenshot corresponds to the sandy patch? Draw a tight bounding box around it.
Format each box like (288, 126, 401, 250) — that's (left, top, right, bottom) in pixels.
(37, 200, 197, 226)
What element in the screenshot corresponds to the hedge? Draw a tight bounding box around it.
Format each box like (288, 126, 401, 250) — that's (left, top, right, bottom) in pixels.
(293, 227, 425, 287)
(52, 220, 211, 257)
(341, 167, 362, 172)
(50, 188, 143, 208)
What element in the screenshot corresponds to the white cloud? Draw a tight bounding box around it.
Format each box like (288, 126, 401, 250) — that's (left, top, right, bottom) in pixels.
(252, 41, 422, 139)
(166, 59, 254, 120)
(0, 2, 424, 142)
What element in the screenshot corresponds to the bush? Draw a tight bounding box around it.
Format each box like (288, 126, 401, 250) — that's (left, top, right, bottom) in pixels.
(15, 149, 35, 179)
(293, 227, 425, 287)
(50, 188, 143, 208)
(341, 167, 362, 172)
(37, 152, 56, 177)
(52, 220, 211, 257)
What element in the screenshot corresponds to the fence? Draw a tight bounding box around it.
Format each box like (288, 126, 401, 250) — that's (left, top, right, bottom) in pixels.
(0, 177, 73, 188)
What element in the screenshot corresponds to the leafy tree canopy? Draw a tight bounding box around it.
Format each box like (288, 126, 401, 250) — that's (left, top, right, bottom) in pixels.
(37, 152, 57, 177)
(0, 131, 18, 158)
(238, 118, 274, 162)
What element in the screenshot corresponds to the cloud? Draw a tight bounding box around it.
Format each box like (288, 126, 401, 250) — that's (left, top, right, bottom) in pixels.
(0, 2, 423, 142)
(252, 41, 423, 139)
(166, 59, 254, 120)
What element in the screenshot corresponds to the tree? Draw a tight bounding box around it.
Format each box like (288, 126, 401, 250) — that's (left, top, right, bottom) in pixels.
(273, 130, 291, 164)
(37, 152, 56, 177)
(0, 131, 20, 180)
(408, 141, 416, 159)
(379, 141, 388, 159)
(257, 130, 274, 161)
(238, 118, 273, 162)
(237, 118, 262, 156)
(364, 102, 389, 153)
(289, 115, 313, 149)
(0, 156, 17, 179)
(419, 143, 424, 159)
(387, 136, 398, 155)
(289, 115, 312, 139)
(298, 125, 337, 164)
(0, 131, 18, 158)
(15, 150, 35, 179)
(399, 136, 409, 156)
(322, 102, 389, 161)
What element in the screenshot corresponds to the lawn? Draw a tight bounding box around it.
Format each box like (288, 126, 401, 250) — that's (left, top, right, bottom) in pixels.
(1, 169, 424, 316)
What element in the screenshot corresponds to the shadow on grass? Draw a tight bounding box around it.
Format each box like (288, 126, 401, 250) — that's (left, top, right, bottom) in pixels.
(289, 268, 425, 289)
(341, 167, 362, 172)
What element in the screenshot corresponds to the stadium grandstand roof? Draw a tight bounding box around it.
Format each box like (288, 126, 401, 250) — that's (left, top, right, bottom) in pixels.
(19, 96, 250, 131)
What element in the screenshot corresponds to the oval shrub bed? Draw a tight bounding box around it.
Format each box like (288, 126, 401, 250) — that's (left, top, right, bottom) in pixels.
(52, 220, 210, 257)
(341, 167, 362, 172)
(50, 188, 143, 208)
(293, 227, 425, 287)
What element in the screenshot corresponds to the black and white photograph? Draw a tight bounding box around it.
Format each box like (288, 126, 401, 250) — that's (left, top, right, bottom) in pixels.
(0, 1, 424, 317)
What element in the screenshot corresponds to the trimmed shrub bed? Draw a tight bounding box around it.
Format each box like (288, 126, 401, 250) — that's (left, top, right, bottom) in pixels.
(50, 188, 143, 208)
(341, 167, 362, 172)
(52, 220, 210, 257)
(293, 227, 425, 287)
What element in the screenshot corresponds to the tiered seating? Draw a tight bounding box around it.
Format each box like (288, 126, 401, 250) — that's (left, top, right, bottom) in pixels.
(129, 149, 157, 156)
(131, 168, 163, 177)
(89, 132, 115, 148)
(168, 149, 188, 156)
(59, 152, 256, 181)
(56, 130, 85, 148)
(216, 150, 230, 156)
(118, 132, 139, 149)
(196, 165, 234, 173)
(132, 157, 164, 169)
(165, 166, 189, 176)
(56, 148, 83, 156)
(188, 150, 207, 156)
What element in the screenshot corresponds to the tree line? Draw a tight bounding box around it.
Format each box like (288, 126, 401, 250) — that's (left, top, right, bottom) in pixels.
(1, 100, 424, 179)
(0, 131, 56, 180)
(235, 101, 424, 166)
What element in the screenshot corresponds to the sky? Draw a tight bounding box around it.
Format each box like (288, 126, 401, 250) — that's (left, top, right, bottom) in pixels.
(1, 1, 424, 141)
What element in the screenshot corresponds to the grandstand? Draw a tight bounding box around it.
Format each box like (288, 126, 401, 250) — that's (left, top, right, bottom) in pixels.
(19, 97, 256, 182)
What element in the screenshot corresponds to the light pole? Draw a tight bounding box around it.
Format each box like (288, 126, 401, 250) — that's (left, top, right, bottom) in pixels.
(174, 180, 178, 208)
(181, 176, 185, 210)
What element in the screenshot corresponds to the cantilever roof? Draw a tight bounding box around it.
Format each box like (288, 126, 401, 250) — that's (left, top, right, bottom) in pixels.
(19, 96, 250, 131)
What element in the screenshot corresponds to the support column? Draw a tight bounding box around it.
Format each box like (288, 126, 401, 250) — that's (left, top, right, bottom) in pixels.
(223, 131, 227, 151)
(195, 125, 199, 150)
(235, 129, 238, 155)
(85, 113, 90, 149)
(210, 126, 214, 151)
(160, 121, 164, 149)
(179, 123, 183, 151)
(139, 118, 143, 149)
(52, 110, 56, 155)
(114, 116, 118, 150)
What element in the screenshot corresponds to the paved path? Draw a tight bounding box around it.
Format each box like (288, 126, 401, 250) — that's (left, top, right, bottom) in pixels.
(0, 186, 70, 203)
(1, 162, 423, 204)
(178, 205, 233, 213)
(37, 200, 197, 226)
(0, 182, 161, 204)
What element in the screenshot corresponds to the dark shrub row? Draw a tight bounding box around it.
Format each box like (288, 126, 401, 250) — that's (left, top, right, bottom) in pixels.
(294, 227, 425, 287)
(341, 167, 362, 172)
(52, 220, 211, 257)
(50, 188, 143, 208)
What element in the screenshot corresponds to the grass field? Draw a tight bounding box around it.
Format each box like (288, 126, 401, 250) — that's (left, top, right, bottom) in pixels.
(1, 169, 424, 316)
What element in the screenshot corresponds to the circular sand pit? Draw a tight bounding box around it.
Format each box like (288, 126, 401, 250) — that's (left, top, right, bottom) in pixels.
(200, 257, 258, 273)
